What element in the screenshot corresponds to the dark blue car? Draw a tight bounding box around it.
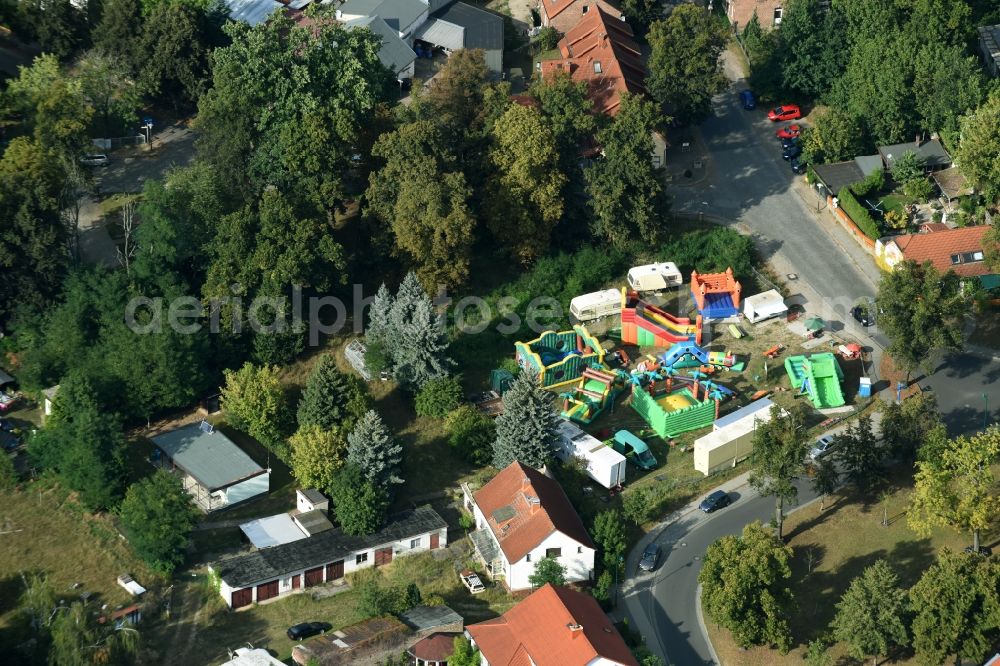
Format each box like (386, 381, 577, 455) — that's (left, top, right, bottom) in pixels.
(739, 89, 756, 110)
(699, 490, 732, 513)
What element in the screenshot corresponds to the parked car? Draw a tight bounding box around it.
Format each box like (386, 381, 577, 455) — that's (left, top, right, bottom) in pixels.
(790, 158, 807, 174)
(782, 144, 803, 160)
(460, 569, 486, 594)
(780, 136, 799, 150)
(809, 435, 836, 461)
(79, 153, 109, 166)
(638, 543, 661, 572)
(851, 305, 875, 327)
(287, 622, 332, 641)
(699, 490, 732, 513)
(739, 89, 756, 110)
(776, 124, 801, 139)
(769, 105, 802, 121)
(963, 545, 993, 557)
(611, 430, 658, 471)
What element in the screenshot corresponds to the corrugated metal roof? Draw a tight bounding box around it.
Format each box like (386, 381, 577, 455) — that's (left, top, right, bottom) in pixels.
(415, 17, 465, 51)
(226, 0, 283, 26)
(345, 16, 416, 75)
(240, 514, 308, 549)
(152, 422, 265, 491)
(431, 1, 503, 51)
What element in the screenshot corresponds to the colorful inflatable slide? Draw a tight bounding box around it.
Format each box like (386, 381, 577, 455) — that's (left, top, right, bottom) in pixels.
(620, 289, 703, 347)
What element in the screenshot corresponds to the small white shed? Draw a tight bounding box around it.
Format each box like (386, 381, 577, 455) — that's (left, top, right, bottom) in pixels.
(743, 289, 788, 324)
(627, 262, 683, 292)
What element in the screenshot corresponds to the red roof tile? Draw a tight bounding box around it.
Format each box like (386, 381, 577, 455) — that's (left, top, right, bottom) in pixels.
(473, 462, 594, 563)
(540, 7, 646, 115)
(408, 632, 459, 662)
(541, 0, 621, 21)
(889, 225, 992, 278)
(467, 584, 639, 666)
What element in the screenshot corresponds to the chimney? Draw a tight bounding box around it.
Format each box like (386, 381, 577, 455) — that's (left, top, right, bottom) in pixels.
(567, 623, 583, 637)
(527, 496, 541, 514)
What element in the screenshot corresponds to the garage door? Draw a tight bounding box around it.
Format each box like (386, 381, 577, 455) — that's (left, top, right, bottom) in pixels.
(256, 580, 279, 602)
(374, 547, 393, 566)
(326, 560, 344, 581)
(231, 587, 252, 609)
(304, 567, 324, 587)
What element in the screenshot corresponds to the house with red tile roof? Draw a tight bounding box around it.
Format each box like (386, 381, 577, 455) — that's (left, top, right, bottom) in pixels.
(462, 461, 595, 591)
(538, 0, 625, 35)
(875, 224, 998, 289)
(467, 583, 639, 666)
(539, 6, 646, 116)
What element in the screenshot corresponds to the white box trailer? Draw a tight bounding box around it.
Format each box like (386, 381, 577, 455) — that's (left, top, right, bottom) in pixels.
(554, 420, 626, 489)
(569, 289, 622, 322)
(627, 262, 683, 292)
(694, 403, 782, 475)
(743, 289, 788, 324)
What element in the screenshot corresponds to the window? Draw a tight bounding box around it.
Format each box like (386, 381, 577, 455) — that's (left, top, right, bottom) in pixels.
(773, 7, 783, 25)
(280, 577, 292, 590)
(582, 5, 588, 13)
(652, 156, 661, 165)
(593, 61, 602, 73)
(577, 546, 583, 554)
(356, 552, 368, 565)
(410, 537, 421, 549)
(526, 553, 532, 563)
(546, 547, 562, 558)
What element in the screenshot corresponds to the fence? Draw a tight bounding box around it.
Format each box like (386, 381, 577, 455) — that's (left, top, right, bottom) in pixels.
(92, 135, 146, 150)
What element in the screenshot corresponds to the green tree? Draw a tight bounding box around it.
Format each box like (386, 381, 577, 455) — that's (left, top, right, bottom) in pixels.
(118, 470, 199, 574)
(390, 292, 451, 389)
(879, 393, 941, 460)
(831, 560, 909, 666)
(220, 362, 290, 450)
(839, 0, 900, 49)
(449, 636, 481, 666)
(445, 404, 495, 465)
(800, 108, 867, 165)
(699, 521, 794, 651)
(297, 354, 368, 429)
(954, 89, 1000, 203)
(910, 548, 1000, 666)
(585, 93, 669, 248)
(366, 121, 476, 289)
(197, 10, 391, 211)
(646, 5, 728, 124)
(803, 639, 832, 666)
(620, 0, 659, 31)
(778, 0, 845, 98)
(289, 425, 348, 495)
(492, 371, 559, 470)
(912, 43, 984, 136)
(890, 150, 926, 184)
(331, 464, 388, 535)
(984, 217, 1000, 273)
(810, 456, 840, 511)
(418, 48, 490, 143)
(366, 283, 394, 346)
(748, 405, 810, 540)
(92, 0, 142, 71)
(908, 427, 1000, 553)
(536, 26, 560, 50)
(17, 0, 87, 60)
(414, 375, 463, 418)
(875, 260, 966, 378)
(76, 50, 140, 137)
(138, 0, 221, 110)
(485, 104, 566, 264)
(833, 415, 884, 492)
(49, 599, 140, 665)
(347, 409, 403, 493)
(592, 509, 627, 573)
(622, 485, 652, 526)
(528, 557, 566, 588)
(906, 0, 973, 46)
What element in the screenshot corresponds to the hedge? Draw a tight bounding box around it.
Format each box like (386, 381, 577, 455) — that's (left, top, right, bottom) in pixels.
(837, 187, 881, 240)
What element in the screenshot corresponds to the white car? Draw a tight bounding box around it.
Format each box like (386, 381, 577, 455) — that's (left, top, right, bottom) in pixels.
(809, 435, 835, 461)
(79, 153, 109, 166)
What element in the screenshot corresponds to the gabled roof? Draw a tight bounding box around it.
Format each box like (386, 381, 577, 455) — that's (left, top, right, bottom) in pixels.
(812, 160, 864, 195)
(878, 139, 952, 169)
(541, 0, 621, 21)
(338, 0, 428, 32)
(539, 7, 646, 115)
(344, 15, 417, 74)
(214, 505, 446, 587)
(431, 1, 504, 51)
(473, 461, 594, 563)
(467, 584, 639, 666)
(888, 225, 992, 278)
(151, 422, 265, 492)
(931, 166, 973, 199)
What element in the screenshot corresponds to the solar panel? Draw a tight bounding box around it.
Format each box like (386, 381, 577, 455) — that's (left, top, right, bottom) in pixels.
(199, 420, 215, 434)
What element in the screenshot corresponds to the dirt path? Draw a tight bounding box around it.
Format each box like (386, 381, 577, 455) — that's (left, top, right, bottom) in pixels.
(161, 577, 207, 666)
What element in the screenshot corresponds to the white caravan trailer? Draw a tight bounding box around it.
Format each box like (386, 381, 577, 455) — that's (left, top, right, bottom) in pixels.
(627, 262, 683, 292)
(569, 289, 622, 322)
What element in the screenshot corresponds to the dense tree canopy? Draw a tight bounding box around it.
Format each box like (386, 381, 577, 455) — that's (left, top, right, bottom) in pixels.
(748, 405, 809, 540)
(492, 370, 559, 470)
(955, 89, 1000, 204)
(119, 470, 200, 574)
(832, 560, 909, 665)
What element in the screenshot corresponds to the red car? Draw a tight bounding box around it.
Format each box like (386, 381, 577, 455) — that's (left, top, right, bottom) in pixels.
(776, 124, 801, 139)
(768, 105, 802, 121)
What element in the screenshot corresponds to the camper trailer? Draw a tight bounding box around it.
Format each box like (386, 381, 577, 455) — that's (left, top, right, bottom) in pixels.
(554, 421, 626, 489)
(569, 289, 622, 322)
(627, 263, 683, 292)
(743, 290, 788, 324)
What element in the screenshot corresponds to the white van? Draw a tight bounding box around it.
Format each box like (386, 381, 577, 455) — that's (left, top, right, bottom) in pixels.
(627, 262, 683, 292)
(569, 289, 621, 321)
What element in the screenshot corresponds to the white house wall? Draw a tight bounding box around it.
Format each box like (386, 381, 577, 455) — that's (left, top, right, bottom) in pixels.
(508, 531, 594, 591)
(399, 8, 429, 39)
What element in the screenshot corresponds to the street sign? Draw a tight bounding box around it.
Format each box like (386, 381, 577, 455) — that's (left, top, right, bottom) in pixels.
(143, 117, 154, 127)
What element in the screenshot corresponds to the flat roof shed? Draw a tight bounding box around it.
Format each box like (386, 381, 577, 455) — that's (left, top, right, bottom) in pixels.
(152, 422, 265, 492)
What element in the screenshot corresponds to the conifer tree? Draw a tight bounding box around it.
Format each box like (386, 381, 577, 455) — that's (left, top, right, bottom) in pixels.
(492, 371, 559, 469)
(347, 409, 403, 493)
(297, 354, 364, 429)
(393, 295, 451, 388)
(366, 282, 394, 345)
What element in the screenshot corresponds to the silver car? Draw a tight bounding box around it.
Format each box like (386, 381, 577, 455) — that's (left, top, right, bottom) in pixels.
(80, 153, 109, 166)
(809, 435, 835, 461)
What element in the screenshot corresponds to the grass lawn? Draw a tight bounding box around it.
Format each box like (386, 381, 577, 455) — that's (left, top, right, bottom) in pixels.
(705, 470, 981, 665)
(0, 480, 160, 637)
(143, 550, 516, 665)
(879, 193, 912, 217)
